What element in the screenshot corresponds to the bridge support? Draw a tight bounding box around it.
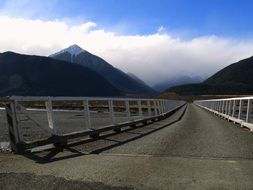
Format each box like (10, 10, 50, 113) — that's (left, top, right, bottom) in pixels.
(5, 101, 24, 153)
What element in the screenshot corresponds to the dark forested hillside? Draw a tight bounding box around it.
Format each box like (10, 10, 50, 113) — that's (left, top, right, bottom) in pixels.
(166, 56, 253, 95)
(0, 52, 121, 96)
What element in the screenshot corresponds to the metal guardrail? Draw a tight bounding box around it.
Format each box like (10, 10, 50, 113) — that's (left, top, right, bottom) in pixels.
(5, 96, 185, 152)
(194, 97, 253, 131)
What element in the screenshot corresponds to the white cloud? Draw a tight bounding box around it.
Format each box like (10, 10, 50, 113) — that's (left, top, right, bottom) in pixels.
(0, 16, 253, 86)
(157, 26, 166, 33)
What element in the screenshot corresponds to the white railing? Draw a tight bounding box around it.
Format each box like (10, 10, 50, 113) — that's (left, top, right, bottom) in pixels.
(194, 97, 253, 131)
(5, 96, 185, 152)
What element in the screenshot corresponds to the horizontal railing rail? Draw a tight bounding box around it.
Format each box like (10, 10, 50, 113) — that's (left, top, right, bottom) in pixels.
(194, 97, 253, 131)
(4, 96, 185, 152)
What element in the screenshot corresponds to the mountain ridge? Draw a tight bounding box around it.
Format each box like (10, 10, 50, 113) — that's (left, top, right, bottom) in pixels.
(0, 51, 121, 96)
(127, 72, 150, 87)
(166, 55, 253, 95)
(153, 76, 204, 92)
(50, 45, 156, 96)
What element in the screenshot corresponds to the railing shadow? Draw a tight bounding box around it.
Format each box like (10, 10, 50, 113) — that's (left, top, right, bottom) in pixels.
(22, 105, 187, 164)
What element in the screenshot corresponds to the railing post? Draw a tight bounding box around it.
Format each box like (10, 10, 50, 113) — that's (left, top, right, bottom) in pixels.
(161, 100, 164, 114)
(158, 100, 162, 114)
(156, 100, 159, 115)
(246, 99, 252, 123)
(221, 101, 223, 113)
(218, 101, 221, 112)
(222, 101, 225, 113)
(225, 101, 228, 115)
(125, 100, 131, 120)
(45, 98, 56, 135)
(232, 100, 236, 117)
(147, 100, 152, 117)
(160, 100, 163, 114)
(109, 100, 116, 125)
(138, 100, 143, 117)
(238, 99, 242, 119)
(83, 100, 91, 128)
(5, 100, 24, 152)
(154, 100, 158, 116)
(227, 101, 230, 115)
(224, 100, 227, 113)
(160, 100, 164, 114)
(223, 101, 226, 114)
(228, 100, 232, 116)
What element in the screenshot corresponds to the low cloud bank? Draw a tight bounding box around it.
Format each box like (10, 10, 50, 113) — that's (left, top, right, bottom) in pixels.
(1, 16, 253, 85)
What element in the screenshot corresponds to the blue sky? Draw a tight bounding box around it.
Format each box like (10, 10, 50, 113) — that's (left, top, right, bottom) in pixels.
(1, 0, 253, 38)
(1, 0, 253, 85)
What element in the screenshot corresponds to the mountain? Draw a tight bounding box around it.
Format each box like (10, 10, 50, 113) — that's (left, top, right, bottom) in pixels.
(0, 52, 121, 96)
(153, 76, 204, 92)
(50, 45, 156, 95)
(127, 72, 150, 87)
(166, 56, 253, 95)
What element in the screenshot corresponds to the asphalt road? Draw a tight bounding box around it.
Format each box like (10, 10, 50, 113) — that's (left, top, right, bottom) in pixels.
(97, 103, 253, 159)
(1, 104, 253, 189)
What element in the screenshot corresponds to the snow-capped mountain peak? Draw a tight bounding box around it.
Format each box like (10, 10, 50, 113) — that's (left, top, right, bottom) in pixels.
(64, 44, 85, 56)
(50, 44, 85, 63)
(51, 44, 85, 57)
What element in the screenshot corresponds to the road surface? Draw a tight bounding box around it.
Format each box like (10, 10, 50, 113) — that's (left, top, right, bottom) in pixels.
(1, 104, 253, 189)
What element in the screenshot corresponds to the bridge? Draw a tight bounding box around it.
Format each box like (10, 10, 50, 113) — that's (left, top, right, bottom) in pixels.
(0, 96, 253, 189)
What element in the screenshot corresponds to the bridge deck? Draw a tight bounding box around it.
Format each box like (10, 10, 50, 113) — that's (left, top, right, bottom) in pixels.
(78, 103, 253, 158)
(1, 104, 253, 189)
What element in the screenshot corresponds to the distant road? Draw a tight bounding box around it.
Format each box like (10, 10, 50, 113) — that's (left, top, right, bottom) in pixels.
(97, 104, 253, 158)
(1, 104, 253, 189)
